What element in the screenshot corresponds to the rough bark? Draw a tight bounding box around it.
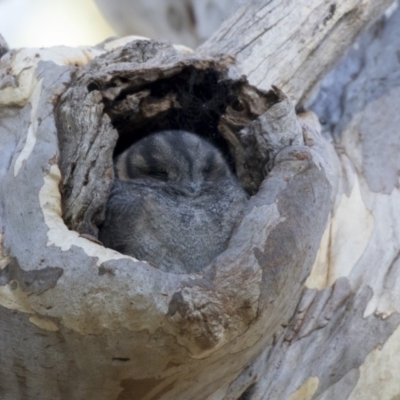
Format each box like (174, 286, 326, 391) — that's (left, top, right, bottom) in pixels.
(200, 0, 394, 103)
(0, 0, 397, 399)
(242, 4, 400, 399)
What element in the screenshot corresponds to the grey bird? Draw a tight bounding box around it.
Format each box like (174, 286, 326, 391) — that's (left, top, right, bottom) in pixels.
(99, 130, 248, 274)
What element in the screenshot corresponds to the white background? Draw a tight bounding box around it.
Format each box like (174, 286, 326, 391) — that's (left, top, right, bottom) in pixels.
(0, 0, 115, 48)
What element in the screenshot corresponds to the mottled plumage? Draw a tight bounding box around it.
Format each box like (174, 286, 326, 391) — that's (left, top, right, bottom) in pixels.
(99, 130, 247, 274)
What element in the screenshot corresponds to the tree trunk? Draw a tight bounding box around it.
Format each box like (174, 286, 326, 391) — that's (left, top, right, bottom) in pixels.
(95, 0, 244, 48)
(0, 1, 398, 399)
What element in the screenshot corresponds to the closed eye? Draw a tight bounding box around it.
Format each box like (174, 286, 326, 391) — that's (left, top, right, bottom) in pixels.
(202, 166, 213, 176)
(203, 165, 226, 180)
(148, 170, 169, 181)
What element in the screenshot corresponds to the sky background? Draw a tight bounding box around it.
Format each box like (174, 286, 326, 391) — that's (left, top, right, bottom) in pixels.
(0, 0, 116, 48)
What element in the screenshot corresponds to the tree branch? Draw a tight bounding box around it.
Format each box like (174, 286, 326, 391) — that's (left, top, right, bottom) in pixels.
(200, 0, 394, 103)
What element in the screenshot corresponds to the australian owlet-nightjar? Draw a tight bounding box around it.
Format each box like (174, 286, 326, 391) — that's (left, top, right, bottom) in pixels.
(99, 130, 248, 274)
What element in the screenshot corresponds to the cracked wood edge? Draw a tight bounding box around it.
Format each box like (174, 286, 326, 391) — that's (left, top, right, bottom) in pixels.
(200, 0, 395, 104)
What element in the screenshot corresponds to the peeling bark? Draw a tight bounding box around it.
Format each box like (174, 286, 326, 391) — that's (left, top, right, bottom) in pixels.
(0, 0, 398, 399)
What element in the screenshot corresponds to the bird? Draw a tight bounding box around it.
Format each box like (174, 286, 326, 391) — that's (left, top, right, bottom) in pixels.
(99, 130, 248, 274)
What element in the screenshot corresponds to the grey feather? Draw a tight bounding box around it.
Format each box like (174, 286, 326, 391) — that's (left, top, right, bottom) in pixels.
(99, 130, 248, 274)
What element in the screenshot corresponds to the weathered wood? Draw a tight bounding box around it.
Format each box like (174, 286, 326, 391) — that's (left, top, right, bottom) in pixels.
(200, 0, 394, 104)
(238, 6, 400, 399)
(57, 40, 312, 233)
(0, 0, 397, 399)
(0, 40, 333, 399)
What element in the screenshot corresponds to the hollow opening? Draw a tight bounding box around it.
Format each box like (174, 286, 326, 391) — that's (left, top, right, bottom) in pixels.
(102, 65, 248, 172)
(57, 52, 276, 238)
(90, 64, 262, 272)
(239, 383, 256, 399)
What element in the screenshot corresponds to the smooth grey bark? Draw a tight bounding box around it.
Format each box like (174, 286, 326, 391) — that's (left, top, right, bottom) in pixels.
(0, 1, 398, 399)
(0, 33, 8, 58)
(0, 44, 332, 399)
(95, 0, 244, 48)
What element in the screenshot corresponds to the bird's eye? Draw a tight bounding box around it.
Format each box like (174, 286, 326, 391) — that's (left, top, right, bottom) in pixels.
(202, 166, 213, 176)
(148, 170, 168, 181)
(203, 164, 227, 180)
